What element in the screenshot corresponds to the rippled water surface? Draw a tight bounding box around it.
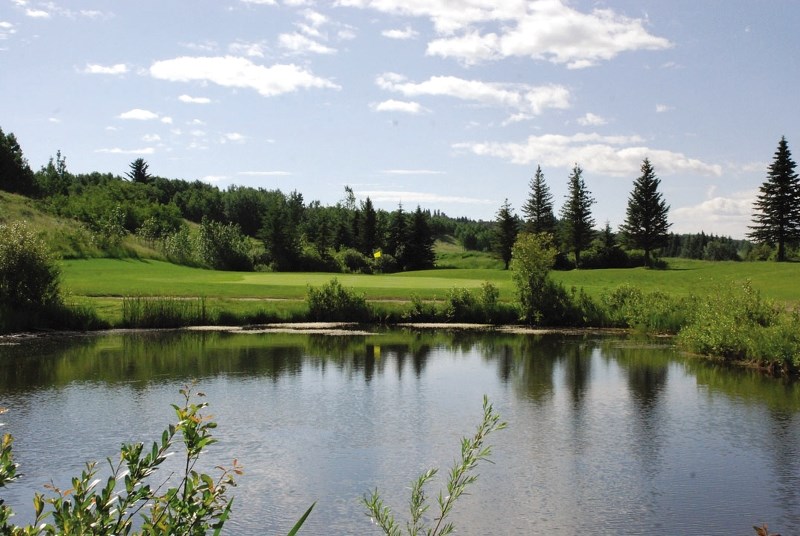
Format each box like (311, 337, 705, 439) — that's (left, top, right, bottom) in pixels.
(1, 329, 799, 535)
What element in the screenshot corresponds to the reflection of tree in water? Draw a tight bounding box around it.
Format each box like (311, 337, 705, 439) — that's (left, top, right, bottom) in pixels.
(764, 409, 800, 529)
(560, 339, 594, 409)
(606, 343, 670, 476)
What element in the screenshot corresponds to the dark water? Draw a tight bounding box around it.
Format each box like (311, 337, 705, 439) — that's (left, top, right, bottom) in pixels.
(1, 329, 799, 535)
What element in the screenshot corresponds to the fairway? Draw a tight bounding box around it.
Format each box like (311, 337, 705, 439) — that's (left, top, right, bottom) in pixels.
(60, 258, 800, 306)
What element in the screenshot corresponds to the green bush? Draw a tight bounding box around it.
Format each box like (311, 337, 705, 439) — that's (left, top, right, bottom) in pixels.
(0, 220, 61, 309)
(335, 248, 372, 274)
(403, 294, 439, 322)
(307, 278, 371, 322)
(601, 284, 688, 332)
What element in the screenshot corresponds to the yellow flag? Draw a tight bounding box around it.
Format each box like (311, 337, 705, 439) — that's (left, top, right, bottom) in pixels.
(373, 249, 382, 259)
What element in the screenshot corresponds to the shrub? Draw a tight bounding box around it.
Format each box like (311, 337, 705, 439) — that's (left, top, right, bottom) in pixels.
(403, 294, 439, 322)
(0, 386, 247, 535)
(335, 248, 372, 274)
(0, 220, 61, 309)
(307, 278, 371, 322)
(196, 218, 253, 271)
(510, 232, 558, 324)
(601, 284, 688, 332)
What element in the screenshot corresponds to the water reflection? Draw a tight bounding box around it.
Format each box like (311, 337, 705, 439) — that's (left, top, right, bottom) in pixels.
(2, 329, 800, 535)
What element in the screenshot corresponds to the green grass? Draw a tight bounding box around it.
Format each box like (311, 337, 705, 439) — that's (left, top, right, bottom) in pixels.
(59, 257, 800, 327)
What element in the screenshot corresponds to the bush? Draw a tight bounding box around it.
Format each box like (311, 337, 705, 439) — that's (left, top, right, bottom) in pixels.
(510, 232, 558, 324)
(601, 284, 689, 332)
(0, 386, 245, 535)
(307, 278, 371, 322)
(335, 248, 372, 274)
(0, 220, 61, 309)
(403, 294, 439, 322)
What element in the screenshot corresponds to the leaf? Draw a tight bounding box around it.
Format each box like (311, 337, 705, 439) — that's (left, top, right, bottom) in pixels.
(287, 502, 316, 536)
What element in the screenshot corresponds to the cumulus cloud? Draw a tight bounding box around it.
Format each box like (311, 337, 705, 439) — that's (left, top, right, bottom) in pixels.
(382, 26, 419, 40)
(118, 109, 160, 120)
(83, 63, 128, 75)
(370, 99, 427, 114)
(221, 132, 246, 143)
(141, 134, 161, 142)
(228, 40, 267, 58)
(149, 56, 340, 96)
(656, 104, 673, 113)
(0, 21, 17, 40)
(96, 147, 156, 155)
(381, 169, 445, 175)
(376, 72, 570, 120)
(340, 0, 670, 67)
(238, 170, 292, 176)
(278, 32, 336, 54)
(240, 0, 276, 5)
(671, 190, 756, 237)
(577, 112, 607, 126)
(25, 8, 50, 18)
(178, 94, 211, 104)
(453, 132, 723, 177)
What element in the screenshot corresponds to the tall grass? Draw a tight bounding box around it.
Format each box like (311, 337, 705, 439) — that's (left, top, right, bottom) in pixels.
(121, 296, 209, 328)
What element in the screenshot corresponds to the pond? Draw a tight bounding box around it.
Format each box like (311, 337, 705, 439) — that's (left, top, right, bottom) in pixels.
(1, 328, 799, 535)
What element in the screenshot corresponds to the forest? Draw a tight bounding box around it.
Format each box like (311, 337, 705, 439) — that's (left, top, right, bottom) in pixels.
(1, 125, 796, 275)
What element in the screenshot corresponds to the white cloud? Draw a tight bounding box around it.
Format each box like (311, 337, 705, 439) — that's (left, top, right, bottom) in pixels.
(201, 175, 229, 183)
(370, 99, 426, 114)
(240, 0, 277, 4)
(228, 40, 267, 58)
(142, 134, 161, 142)
(96, 147, 155, 155)
(118, 108, 159, 120)
(150, 56, 340, 96)
(671, 190, 756, 237)
(382, 26, 419, 40)
(278, 32, 336, 54)
(357, 190, 495, 205)
(221, 132, 246, 143)
(577, 112, 607, 126)
(179, 94, 211, 104)
(376, 72, 570, 119)
(161, 116, 173, 124)
(25, 8, 50, 18)
(48, 117, 60, 123)
(453, 132, 723, 177)
(84, 63, 128, 75)
(0, 21, 16, 40)
(656, 104, 673, 113)
(340, 0, 670, 67)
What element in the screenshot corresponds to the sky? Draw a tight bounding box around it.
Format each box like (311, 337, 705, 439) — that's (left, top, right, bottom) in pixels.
(1, 0, 798, 239)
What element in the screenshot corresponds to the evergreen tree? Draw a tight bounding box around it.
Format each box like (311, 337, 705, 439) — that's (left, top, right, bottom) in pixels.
(748, 136, 800, 261)
(494, 199, 518, 270)
(385, 203, 408, 266)
(619, 158, 671, 267)
(559, 164, 595, 268)
(521, 165, 557, 235)
(404, 206, 435, 271)
(0, 127, 36, 195)
(358, 197, 378, 256)
(126, 158, 151, 183)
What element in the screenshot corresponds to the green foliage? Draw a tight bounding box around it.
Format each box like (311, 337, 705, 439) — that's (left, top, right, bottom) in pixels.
(748, 136, 800, 261)
(559, 164, 596, 268)
(307, 278, 371, 322)
(678, 281, 800, 369)
(403, 294, 439, 322)
(521, 165, 557, 235)
(441, 282, 510, 324)
(122, 297, 209, 329)
(126, 158, 151, 184)
(363, 396, 506, 536)
(0, 386, 248, 535)
(601, 284, 689, 332)
(510, 232, 558, 323)
(0, 127, 36, 196)
(196, 218, 253, 271)
(336, 248, 373, 274)
(619, 158, 671, 267)
(493, 199, 518, 270)
(0, 220, 61, 309)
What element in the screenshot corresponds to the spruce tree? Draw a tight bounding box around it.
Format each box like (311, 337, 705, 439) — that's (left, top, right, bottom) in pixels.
(404, 206, 435, 271)
(559, 164, 595, 268)
(126, 158, 151, 183)
(494, 198, 518, 270)
(386, 203, 408, 267)
(521, 165, 557, 235)
(619, 158, 671, 267)
(748, 137, 800, 261)
(0, 127, 36, 195)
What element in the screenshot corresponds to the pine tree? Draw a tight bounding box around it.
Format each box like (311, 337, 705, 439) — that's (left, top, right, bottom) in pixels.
(358, 197, 378, 256)
(404, 206, 435, 271)
(748, 137, 800, 261)
(126, 158, 151, 183)
(386, 203, 408, 267)
(494, 199, 518, 270)
(0, 127, 36, 195)
(559, 164, 595, 268)
(521, 165, 557, 235)
(619, 158, 671, 267)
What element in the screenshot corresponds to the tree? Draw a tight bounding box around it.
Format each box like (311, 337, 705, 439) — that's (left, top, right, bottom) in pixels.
(510, 232, 558, 323)
(385, 203, 408, 266)
(404, 206, 435, 271)
(619, 158, 671, 267)
(748, 136, 800, 261)
(0, 221, 61, 310)
(494, 199, 518, 270)
(358, 196, 378, 256)
(559, 164, 595, 268)
(126, 158, 151, 183)
(0, 127, 36, 195)
(521, 165, 557, 235)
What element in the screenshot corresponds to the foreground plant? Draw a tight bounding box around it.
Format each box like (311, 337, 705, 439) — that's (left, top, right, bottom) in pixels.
(363, 396, 507, 536)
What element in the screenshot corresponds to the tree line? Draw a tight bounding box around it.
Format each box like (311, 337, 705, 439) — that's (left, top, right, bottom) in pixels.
(2, 125, 799, 272)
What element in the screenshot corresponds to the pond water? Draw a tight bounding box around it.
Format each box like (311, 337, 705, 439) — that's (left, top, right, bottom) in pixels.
(1, 328, 799, 535)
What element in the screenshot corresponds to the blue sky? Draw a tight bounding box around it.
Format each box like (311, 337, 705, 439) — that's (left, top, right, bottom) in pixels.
(1, 0, 798, 238)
